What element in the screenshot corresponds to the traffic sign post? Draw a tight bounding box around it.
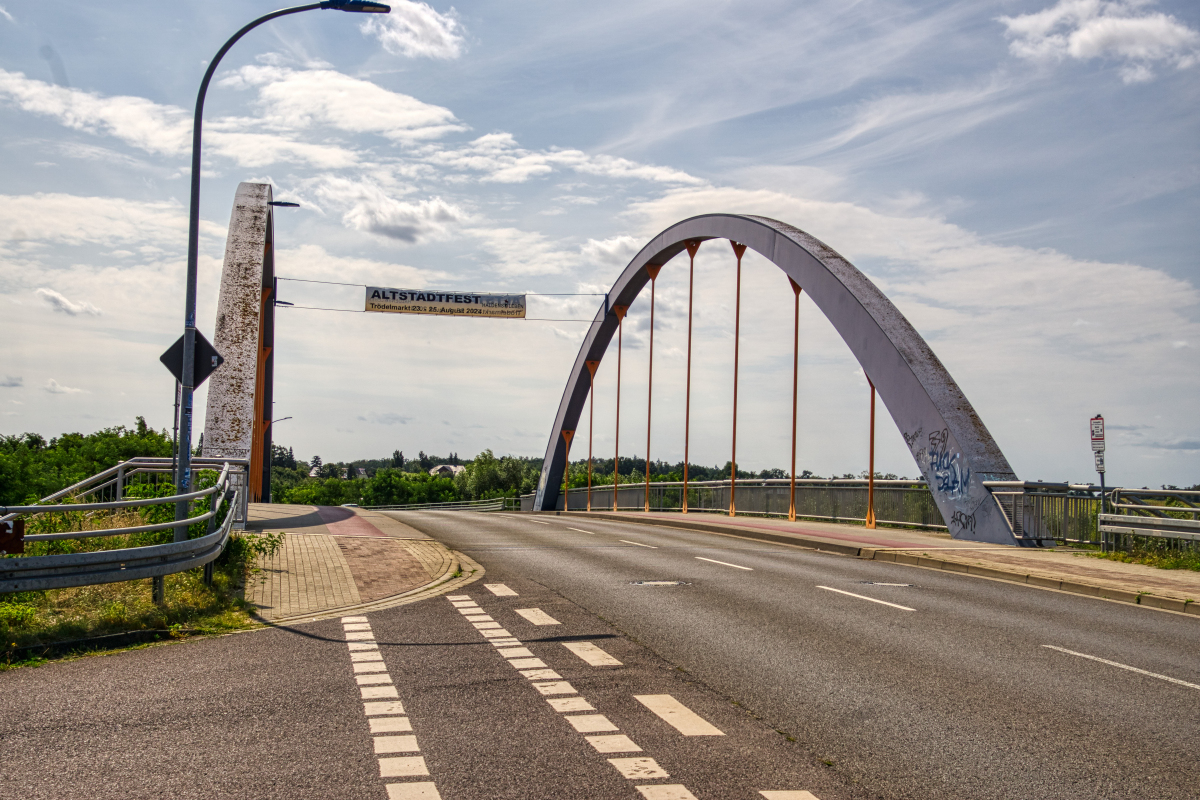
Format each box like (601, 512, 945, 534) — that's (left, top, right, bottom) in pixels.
(1091, 414, 1106, 550)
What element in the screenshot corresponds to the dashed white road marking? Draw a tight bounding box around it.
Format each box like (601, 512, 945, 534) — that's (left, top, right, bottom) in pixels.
(480, 628, 513, 638)
(485, 583, 518, 596)
(463, 614, 493, 622)
(343, 622, 372, 631)
(532, 681, 576, 695)
(566, 714, 620, 733)
(364, 701, 406, 716)
(450, 601, 479, 609)
(635, 695, 725, 736)
(370, 717, 413, 733)
(694, 556, 753, 570)
(361, 685, 400, 699)
(341, 616, 369, 623)
(457, 608, 482, 615)
(568, 527, 596, 534)
(374, 735, 420, 754)
(496, 646, 534, 658)
(354, 662, 390, 674)
(357, 673, 394, 685)
(548, 697, 595, 712)
(759, 791, 821, 799)
(473, 622, 502, 630)
(520, 668, 563, 680)
(348, 642, 379, 652)
(817, 585, 915, 611)
(563, 641, 623, 666)
(507, 657, 547, 669)
(386, 783, 442, 800)
(445, 595, 470, 601)
(609, 757, 669, 779)
(620, 539, 658, 548)
(345, 631, 377, 641)
(637, 786, 699, 800)
(514, 607, 561, 625)
(526, 518, 550, 524)
(352, 651, 385, 662)
(379, 756, 429, 777)
(1042, 645, 1200, 690)
(490, 638, 520, 646)
(586, 734, 642, 753)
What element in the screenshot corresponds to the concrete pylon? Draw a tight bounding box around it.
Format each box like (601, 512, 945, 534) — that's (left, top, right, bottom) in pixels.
(201, 182, 275, 502)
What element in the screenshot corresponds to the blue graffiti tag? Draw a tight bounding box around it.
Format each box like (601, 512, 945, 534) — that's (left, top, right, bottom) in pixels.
(928, 429, 971, 500)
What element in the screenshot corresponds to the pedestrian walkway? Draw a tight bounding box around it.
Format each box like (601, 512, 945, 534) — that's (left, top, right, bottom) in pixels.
(548, 510, 1200, 615)
(243, 503, 477, 623)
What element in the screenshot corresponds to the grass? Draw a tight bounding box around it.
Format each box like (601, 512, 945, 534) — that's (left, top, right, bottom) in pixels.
(1088, 542, 1200, 572)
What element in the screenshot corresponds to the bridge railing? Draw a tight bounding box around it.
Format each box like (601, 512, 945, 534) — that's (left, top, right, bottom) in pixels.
(985, 482, 1101, 546)
(364, 498, 506, 512)
(1098, 488, 1200, 551)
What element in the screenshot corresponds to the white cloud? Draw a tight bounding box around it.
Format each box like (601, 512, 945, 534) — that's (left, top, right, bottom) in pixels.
(0, 6, 15, 23)
(0, 375, 21, 388)
(580, 235, 642, 268)
(36, 288, 101, 316)
(469, 227, 573, 277)
(0, 193, 221, 252)
(360, 1, 465, 59)
(43, 378, 84, 394)
(310, 177, 466, 243)
(1000, 1, 1200, 83)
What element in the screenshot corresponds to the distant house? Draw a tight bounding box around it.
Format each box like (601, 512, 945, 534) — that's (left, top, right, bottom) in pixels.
(429, 464, 465, 478)
(309, 466, 320, 477)
(357, 468, 369, 479)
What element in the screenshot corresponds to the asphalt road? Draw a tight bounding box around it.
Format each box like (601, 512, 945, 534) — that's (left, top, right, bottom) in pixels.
(2, 510, 1197, 800)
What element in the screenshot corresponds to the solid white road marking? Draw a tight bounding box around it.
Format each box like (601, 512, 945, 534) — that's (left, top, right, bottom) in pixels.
(609, 757, 669, 779)
(378, 756, 429, 777)
(386, 783, 442, 800)
(341, 615, 368, 622)
(759, 792, 821, 799)
(343, 623, 372, 631)
(485, 583, 518, 596)
(548, 697, 595, 712)
(568, 527, 596, 534)
(514, 607, 561, 625)
(370, 717, 413, 733)
(357, 673, 394, 686)
(586, 734, 642, 753)
(361, 686, 400, 699)
(634, 695, 725, 736)
(620, 539, 658, 548)
(636, 787, 698, 800)
(353, 662, 389, 674)
(507, 657, 547, 669)
(532, 681, 577, 695)
(386, 782, 442, 800)
(566, 714, 620, 733)
(1042, 645, 1200, 690)
(348, 642, 379, 652)
(364, 701, 406, 715)
(694, 556, 753, 571)
(496, 646, 534, 658)
(352, 651, 385, 662)
(563, 641, 623, 666)
(520, 668, 563, 680)
(816, 585, 915, 611)
(374, 735, 420, 754)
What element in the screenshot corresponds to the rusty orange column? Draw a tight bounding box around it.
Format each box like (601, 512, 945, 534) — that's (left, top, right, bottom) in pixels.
(644, 264, 662, 512)
(612, 305, 628, 511)
(729, 241, 746, 517)
(562, 429, 574, 511)
(586, 360, 599, 511)
(789, 278, 803, 522)
(866, 378, 877, 529)
(683, 241, 700, 514)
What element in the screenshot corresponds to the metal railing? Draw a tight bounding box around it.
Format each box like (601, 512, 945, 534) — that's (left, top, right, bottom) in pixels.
(1, 461, 244, 593)
(365, 497, 505, 512)
(984, 482, 1100, 546)
(1099, 488, 1200, 550)
(521, 479, 945, 529)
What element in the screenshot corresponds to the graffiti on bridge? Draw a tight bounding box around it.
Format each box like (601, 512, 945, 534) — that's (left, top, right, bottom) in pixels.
(950, 510, 977, 534)
(927, 428, 971, 501)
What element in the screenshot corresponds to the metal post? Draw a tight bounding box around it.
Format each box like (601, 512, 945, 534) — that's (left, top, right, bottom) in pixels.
(683, 241, 700, 513)
(644, 264, 662, 512)
(730, 242, 746, 517)
(586, 360, 599, 512)
(1099, 472, 1106, 552)
(152, 576, 165, 605)
(866, 378, 877, 529)
(561, 430, 574, 511)
(116, 464, 126, 502)
(789, 279, 802, 522)
(613, 305, 628, 511)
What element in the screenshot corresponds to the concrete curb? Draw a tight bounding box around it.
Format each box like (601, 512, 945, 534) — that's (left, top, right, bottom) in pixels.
(540, 511, 1198, 619)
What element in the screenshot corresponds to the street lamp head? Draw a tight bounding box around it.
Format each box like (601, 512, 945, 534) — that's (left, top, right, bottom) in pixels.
(321, 1, 391, 11)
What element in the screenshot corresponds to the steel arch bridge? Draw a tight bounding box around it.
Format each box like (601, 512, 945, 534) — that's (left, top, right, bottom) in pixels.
(532, 214, 1022, 546)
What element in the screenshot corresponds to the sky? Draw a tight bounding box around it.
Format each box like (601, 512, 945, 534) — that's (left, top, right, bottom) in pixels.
(0, 0, 1197, 488)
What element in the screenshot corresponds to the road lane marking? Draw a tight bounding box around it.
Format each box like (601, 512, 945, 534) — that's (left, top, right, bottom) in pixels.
(480, 628, 513, 638)
(817, 586, 914, 611)
(507, 657, 547, 669)
(533, 681, 577, 695)
(473, 621, 502, 629)
(694, 556, 753, 571)
(563, 641, 623, 666)
(374, 735, 420, 754)
(361, 685, 400, 699)
(353, 662, 390, 673)
(514, 607, 561, 625)
(357, 673, 394, 685)
(370, 717, 413, 733)
(446, 595, 470, 600)
(457, 608, 483, 615)
(527, 519, 550, 524)
(1042, 645, 1200, 690)
(450, 600, 478, 608)
(341, 615, 369, 623)
(343, 622, 372, 631)
(620, 539, 658, 548)
(364, 701, 406, 715)
(759, 793, 820, 800)
(485, 583, 518, 596)
(489, 638, 520, 646)
(386, 783, 442, 800)
(379, 756, 429, 777)
(520, 668, 563, 680)
(548, 697, 595, 712)
(610, 757, 669, 779)
(345, 631, 377, 641)
(636, 786, 698, 800)
(586, 734, 642, 753)
(352, 651, 385, 662)
(634, 695, 725, 736)
(496, 646, 534, 658)
(463, 614, 493, 621)
(348, 642, 379, 651)
(568, 527, 596, 534)
(566, 714, 620, 733)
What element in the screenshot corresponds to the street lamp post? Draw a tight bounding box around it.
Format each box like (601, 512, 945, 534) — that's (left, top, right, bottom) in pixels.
(174, 2, 389, 543)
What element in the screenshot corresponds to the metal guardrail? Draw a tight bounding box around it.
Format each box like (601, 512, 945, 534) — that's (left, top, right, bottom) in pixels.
(984, 481, 1099, 546)
(364, 497, 505, 512)
(1099, 488, 1200, 548)
(0, 461, 245, 593)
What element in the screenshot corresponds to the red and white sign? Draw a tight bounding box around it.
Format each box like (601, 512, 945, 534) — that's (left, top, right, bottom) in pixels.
(1090, 415, 1105, 452)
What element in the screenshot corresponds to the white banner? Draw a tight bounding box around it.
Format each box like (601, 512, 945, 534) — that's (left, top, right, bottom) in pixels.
(365, 287, 526, 318)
